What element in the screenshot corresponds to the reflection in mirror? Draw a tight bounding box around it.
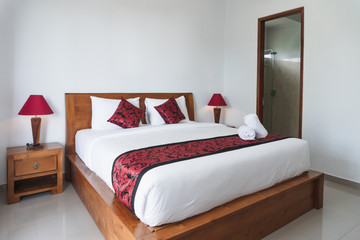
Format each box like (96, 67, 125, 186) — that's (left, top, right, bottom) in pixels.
(262, 13, 301, 138)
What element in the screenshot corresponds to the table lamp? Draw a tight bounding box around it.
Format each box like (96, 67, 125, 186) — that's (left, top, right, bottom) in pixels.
(18, 95, 54, 150)
(208, 93, 227, 123)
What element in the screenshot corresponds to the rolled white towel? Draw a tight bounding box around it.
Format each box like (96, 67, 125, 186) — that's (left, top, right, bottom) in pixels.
(238, 125, 256, 140)
(244, 113, 268, 139)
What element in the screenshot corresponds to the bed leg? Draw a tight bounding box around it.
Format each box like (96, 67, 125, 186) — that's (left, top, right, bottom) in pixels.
(65, 157, 71, 181)
(313, 173, 324, 209)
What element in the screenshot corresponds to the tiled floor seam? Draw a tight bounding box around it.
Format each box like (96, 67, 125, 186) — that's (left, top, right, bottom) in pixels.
(338, 221, 360, 239)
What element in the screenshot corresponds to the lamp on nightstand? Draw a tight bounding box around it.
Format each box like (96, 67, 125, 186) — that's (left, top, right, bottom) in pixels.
(208, 93, 227, 124)
(18, 95, 53, 150)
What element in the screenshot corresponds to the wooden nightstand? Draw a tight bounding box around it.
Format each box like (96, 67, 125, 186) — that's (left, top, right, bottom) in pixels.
(7, 142, 63, 204)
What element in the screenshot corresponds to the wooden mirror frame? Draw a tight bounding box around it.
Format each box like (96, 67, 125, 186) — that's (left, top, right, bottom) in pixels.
(256, 7, 304, 138)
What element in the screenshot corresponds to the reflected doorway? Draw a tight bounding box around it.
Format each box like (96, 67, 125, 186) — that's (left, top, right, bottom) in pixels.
(257, 8, 304, 138)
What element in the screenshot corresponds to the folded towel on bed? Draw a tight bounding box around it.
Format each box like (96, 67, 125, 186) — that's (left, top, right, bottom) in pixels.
(244, 114, 268, 139)
(238, 125, 256, 140)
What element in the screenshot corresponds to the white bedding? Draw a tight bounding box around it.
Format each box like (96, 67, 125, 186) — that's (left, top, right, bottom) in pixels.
(75, 122, 310, 227)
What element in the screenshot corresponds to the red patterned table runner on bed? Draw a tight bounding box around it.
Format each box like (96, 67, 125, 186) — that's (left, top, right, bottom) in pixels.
(112, 134, 286, 213)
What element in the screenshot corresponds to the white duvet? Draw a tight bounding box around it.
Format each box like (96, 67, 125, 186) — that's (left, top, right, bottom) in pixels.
(75, 122, 310, 227)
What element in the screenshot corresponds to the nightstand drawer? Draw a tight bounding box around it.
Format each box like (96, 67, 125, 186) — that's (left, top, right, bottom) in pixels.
(14, 155, 57, 177)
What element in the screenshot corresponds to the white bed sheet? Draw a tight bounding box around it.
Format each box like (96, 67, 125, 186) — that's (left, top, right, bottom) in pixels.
(75, 122, 310, 227)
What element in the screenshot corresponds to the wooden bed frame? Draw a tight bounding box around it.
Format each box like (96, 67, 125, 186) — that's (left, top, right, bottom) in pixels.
(65, 92, 324, 240)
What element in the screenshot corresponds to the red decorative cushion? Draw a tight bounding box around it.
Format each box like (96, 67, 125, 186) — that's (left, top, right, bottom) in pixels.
(108, 97, 144, 128)
(154, 97, 185, 124)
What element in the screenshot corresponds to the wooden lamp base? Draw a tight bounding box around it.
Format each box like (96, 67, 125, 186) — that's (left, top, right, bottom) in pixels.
(27, 117, 43, 150)
(213, 107, 221, 123)
(26, 143, 44, 150)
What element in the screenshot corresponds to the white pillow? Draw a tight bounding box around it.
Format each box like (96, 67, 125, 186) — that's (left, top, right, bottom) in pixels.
(90, 96, 140, 130)
(145, 96, 189, 125)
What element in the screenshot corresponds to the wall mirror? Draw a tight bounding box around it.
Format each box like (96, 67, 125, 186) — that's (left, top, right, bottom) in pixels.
(257, 7, 304, 138)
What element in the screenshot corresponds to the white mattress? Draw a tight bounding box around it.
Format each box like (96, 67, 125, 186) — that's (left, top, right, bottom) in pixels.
(75, 122, 310, 227)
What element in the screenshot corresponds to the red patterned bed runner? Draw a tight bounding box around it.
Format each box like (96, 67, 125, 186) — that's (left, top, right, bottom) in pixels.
(112, 134, 286, 213)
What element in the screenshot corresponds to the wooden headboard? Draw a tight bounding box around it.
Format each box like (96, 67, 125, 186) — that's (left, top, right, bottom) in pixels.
(65, 93, 194, 155)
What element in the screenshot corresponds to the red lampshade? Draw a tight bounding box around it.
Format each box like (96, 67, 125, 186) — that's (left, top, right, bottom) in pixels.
(18, 95, 54, 116)
(208, 93, 227, 107)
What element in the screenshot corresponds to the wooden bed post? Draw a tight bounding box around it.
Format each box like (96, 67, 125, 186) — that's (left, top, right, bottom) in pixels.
(314, 173, 324, 209)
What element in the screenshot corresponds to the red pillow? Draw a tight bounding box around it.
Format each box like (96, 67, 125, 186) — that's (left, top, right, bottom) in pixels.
(154, 97, 185, 124)
(108, 97, 144, 128)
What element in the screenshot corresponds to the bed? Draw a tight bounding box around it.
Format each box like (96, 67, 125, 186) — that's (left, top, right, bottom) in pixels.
(65, 92, 324, 240)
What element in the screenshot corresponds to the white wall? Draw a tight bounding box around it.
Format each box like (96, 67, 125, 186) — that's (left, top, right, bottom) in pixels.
(0, 0, 226, 185)
(2, 0, 360, 185)
(224, 0, 360, 183)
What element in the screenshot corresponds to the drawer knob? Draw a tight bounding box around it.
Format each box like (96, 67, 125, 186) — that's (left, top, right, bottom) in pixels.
(33, 162, 40, 170)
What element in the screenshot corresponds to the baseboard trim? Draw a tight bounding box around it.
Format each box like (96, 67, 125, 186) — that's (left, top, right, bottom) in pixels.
(0, 184, 6, 192)
(325, 174, 360, 189)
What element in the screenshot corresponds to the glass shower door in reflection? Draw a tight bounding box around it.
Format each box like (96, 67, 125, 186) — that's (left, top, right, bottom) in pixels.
(263, 50, 276, 133)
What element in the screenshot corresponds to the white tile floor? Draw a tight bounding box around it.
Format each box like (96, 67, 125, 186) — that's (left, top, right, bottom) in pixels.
(264, 180, 360, 240)
(0, 182, 104, 240)
(1, 180, 360, 240)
